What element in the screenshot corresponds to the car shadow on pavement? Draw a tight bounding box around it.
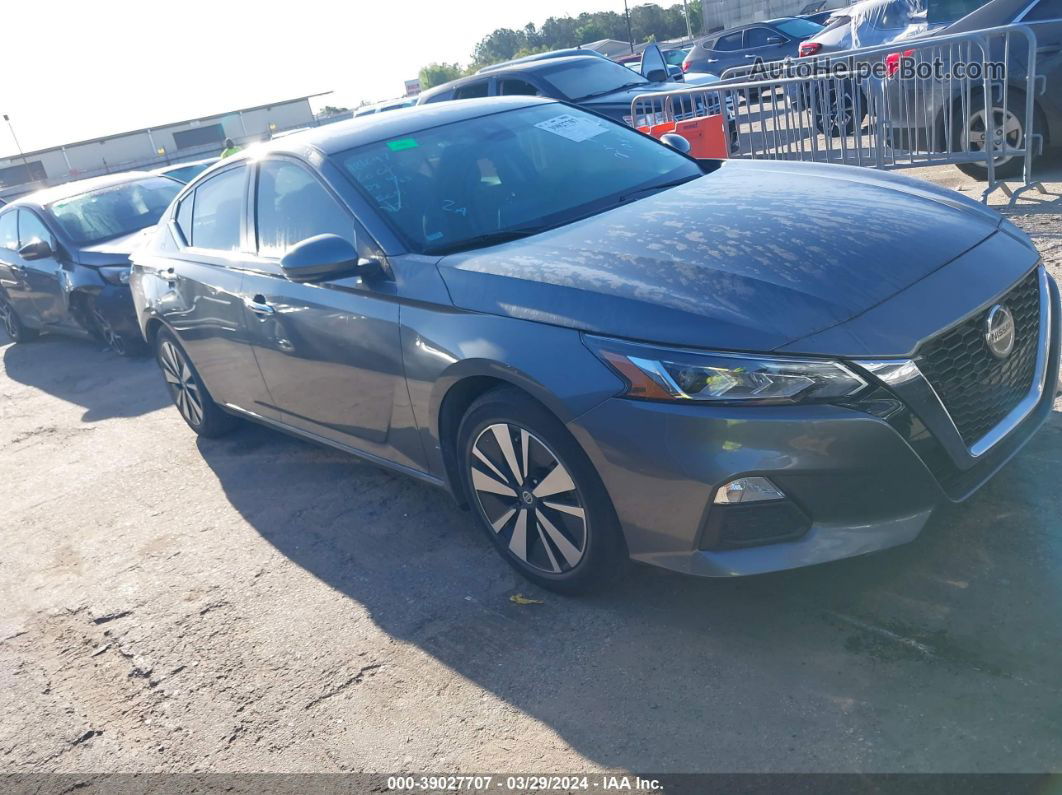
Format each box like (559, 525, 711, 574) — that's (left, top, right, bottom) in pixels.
(0, 336, 170, 422)
(196, 407, 1062, 771)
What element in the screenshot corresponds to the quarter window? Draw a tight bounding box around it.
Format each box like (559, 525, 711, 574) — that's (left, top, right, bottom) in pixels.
(190, 167, 246, 251)
(0, 211, 17, 250)
(255, 160, 352, 257)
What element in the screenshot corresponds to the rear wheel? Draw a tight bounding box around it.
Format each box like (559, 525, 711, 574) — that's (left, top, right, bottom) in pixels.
(155, 328, 237, 438)
(458, 387, 627, 594)
(0, 296, 39, 343)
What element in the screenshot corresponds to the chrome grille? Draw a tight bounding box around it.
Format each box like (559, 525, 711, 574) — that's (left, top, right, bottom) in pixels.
(917, 269, 1042, 448)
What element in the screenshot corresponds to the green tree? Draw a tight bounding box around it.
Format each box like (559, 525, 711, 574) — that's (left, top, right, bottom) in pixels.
(419, 62, 465, 89)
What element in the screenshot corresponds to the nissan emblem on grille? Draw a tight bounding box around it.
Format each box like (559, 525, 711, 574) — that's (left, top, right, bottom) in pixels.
(984, 304, 1016, 359)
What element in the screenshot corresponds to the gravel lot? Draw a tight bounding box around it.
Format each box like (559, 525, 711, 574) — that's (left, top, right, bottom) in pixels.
(2, 158, 1061, 775)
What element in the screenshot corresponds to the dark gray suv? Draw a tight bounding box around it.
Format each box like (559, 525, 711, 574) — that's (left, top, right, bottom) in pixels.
(130, 97, 1060, 593)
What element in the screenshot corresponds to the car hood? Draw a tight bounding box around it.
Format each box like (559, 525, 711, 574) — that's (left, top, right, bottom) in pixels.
(437, 160, 1002, 353)
(77, 228, 154, 266)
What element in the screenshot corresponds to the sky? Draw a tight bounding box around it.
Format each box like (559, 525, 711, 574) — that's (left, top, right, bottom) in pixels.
(0, 0, 631, 158)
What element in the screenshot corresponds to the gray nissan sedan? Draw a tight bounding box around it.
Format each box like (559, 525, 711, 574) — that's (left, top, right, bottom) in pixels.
(130, 96, 1060, 593)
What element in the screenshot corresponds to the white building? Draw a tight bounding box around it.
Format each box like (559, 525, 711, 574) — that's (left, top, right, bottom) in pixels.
(0, 93, 327, 190)
(701, 0, 811, 32)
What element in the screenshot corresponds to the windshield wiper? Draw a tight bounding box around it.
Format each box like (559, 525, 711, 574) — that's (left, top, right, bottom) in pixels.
(574, 82, 648, 101)
(617, 175, 700, 205)
(425, 226, 553, 256)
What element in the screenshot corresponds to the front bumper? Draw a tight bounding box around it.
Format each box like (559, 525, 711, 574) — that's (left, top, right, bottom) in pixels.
(567, 275, 1060, 578)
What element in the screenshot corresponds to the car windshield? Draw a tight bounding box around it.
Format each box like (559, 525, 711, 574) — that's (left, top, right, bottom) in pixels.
(335, 103, 702, 255)
(539, 59, 650, 101)
(774, 18, 826, 36)
(664, 48, 690, 66)
(48, 177, 181, 245)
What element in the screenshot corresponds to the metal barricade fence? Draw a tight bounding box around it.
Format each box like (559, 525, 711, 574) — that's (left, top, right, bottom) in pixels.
(631, 24, 1046, 202)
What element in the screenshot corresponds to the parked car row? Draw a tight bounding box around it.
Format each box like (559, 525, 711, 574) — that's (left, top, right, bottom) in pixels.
(2, 94, 1057, 594)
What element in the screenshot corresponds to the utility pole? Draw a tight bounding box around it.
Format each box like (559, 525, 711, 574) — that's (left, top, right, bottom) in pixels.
(2, 114, 30, 169)
(623, 0, 634, 53)
(682, 0, 694, 41)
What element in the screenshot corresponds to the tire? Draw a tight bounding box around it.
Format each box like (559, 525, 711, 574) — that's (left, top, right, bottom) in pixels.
(812, 82, 866, 138)
(0, 296, 39, 343)
(954, 90, 1031, 181)
(457, 387, 627, 594)
(91, 301, 147, 357)
(155, 328, 237, 438)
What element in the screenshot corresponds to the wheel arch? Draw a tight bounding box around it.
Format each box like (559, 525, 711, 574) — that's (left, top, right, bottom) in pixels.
(432, 361, 579, 508)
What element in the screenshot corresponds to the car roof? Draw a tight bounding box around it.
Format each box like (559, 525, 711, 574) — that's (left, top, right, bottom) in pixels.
(706, 16, 804, 37)
(6, 171, 169, 209)
(232, 96, 554, 158)
(477, 48, 605, 73)
(420, 55, 629, 101)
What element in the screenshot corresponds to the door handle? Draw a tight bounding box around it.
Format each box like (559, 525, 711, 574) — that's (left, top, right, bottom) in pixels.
(246, 295, 276, 318)
(706, 58, 718, 63)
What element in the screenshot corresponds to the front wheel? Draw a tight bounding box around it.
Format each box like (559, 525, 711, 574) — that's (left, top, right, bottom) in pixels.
(0, 296, 39, 343)
(155, 328, 237, 438)
(92, 303, 147, 356)
(458, 387, 627, 594)
(955, 91, 1030, 181)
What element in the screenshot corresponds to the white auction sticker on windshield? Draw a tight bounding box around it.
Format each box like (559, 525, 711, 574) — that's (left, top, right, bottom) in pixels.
(534, 113, 608, 142)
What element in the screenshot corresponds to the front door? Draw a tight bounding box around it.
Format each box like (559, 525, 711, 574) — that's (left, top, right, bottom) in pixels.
(239, 157, 409, 465)
(16, 209, 72, 328)
(0, 209, 38, 325)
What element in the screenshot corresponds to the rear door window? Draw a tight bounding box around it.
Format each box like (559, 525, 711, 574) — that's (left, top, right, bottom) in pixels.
(714, 31, 744, 51)
(745, 27, 778, 47)
(189, 166, 246, 251)
(453, 80, 490, 99)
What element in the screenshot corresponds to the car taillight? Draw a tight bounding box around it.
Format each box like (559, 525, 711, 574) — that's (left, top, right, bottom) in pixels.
(799, 41, 821, 57)
(681, 60, 690, 73)
(885, 49, 914, 78)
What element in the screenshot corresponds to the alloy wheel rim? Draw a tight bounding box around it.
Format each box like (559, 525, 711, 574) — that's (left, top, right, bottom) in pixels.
(94, 310, 125, 355)
(469, 423, 587, 575)
(159, 340, 204, 427)
(1, 303, 15, 338)
(967, 108, 1021, 167)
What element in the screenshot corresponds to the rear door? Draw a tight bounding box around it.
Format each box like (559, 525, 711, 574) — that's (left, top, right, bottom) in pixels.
(238, 156, 408, 464)
(16, 209, 71, 328)
(706, 29, 747, 74)
(160, 163, 270, 410)
(0, 209, 37, 324)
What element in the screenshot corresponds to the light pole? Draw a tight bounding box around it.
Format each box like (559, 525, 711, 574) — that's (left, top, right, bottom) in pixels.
(682, 0, 694, 40)
(2, 114, 30, 168)
(623, 0, 634, 53)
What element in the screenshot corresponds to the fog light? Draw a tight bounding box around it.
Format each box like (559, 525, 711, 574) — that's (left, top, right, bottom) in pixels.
(714, 476, 785, 505)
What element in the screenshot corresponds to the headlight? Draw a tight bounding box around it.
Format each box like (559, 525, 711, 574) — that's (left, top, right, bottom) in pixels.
(585, 336, 867, 404)
(99, 266, 131, 285)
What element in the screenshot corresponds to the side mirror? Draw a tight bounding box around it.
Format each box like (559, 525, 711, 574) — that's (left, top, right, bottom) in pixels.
(660, 133, 691, 154)
(18, 238, 53, 261)
(640, 43, 669, 83)
(280, 234, 364, 283)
